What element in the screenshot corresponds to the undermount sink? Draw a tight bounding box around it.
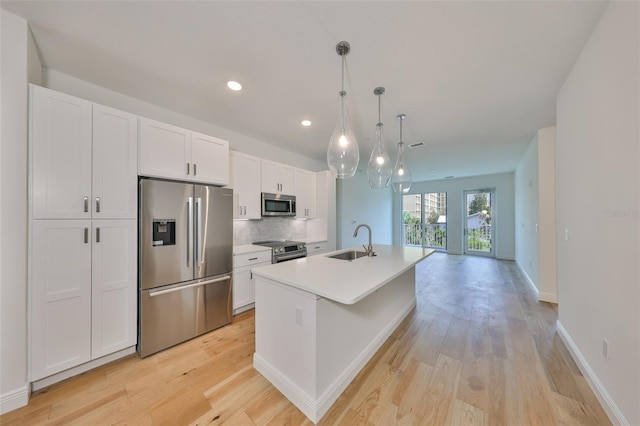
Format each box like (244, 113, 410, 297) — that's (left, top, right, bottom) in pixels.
(327, 250, 369, 261)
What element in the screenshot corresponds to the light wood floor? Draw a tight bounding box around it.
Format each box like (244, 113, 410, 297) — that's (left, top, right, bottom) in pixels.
(2, 254, 610, 425)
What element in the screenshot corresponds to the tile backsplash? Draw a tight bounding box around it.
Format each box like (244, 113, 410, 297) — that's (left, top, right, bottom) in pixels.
(233, 217, 306, 245)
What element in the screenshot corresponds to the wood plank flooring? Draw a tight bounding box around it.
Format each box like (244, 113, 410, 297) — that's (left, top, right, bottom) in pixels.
(1, 254, 611, 425)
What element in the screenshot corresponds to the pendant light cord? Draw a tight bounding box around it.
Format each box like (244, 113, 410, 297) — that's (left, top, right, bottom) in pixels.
(340, 54, 346, 130)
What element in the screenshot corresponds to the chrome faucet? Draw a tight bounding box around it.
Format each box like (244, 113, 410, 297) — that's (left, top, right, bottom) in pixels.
(353, 224, 375, 257)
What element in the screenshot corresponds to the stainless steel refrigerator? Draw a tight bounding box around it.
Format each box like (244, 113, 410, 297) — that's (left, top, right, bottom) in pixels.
(138, 178, 233, 357)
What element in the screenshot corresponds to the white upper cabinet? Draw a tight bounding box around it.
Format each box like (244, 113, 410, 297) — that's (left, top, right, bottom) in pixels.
(261, 159, 294, 195)
(138, 118, 191, 181)
(191, 131, 230, 186)
(30, 85, 138, 220)
(31, 85, 93, 219)
(139, 118, 229, 186)
(92, 105, 138, 219)
(230, 151, 262, 219)
(295, 168, 317, 219)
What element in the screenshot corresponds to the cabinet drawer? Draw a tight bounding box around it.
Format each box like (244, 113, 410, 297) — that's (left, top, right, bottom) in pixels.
(307, 242, 327, 256)
(233, 250, 272, 268)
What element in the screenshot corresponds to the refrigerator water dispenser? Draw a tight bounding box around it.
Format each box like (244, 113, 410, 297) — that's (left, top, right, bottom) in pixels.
(152, 219, 175, 246)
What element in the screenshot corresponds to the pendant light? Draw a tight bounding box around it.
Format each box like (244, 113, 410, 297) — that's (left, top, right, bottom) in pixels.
(327, 41, 359, 179)
(391, 114, 412, 193)
(367, 87, 392, 188)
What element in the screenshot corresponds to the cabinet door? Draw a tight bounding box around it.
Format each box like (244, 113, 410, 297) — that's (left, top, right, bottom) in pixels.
(236, 152, 262, 219)
(232, 268, 253, 311)
(93, 105, 138, 219)
(261, 159, 295, 195)
(91, 220, 137, 359)
(138, 118, 191, 181)
(31, 220, 92, 381)
(295, 168, 317, 219)
(191, 131, 229, 186)
(30, 85, 92, 219)
(261, 159, 279, 193)
(278, 164, 295, 195)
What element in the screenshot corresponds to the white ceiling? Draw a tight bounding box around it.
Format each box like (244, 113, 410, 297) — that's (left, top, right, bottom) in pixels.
(2, 1, 607, 181)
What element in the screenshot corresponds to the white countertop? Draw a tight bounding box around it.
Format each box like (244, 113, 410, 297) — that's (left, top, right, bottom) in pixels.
(252, 244, 434, 305)
(233, 244, 272, 255)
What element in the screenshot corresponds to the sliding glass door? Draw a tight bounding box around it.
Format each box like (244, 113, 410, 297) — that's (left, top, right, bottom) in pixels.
(401, 192, 447, 250)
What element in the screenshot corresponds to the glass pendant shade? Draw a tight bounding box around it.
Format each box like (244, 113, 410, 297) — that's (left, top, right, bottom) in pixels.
(327, 41, 359, 179)
(392, 114, 412, 193)
(367, 123, 392, 188)
(327, 95, 359, 179)
(391, 142, 412, 193)
(367, 86, 392, 189)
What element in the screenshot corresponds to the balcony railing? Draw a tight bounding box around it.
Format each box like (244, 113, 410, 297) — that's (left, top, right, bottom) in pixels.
(401, 223, 446, 249)
(466, 226, 491, 251)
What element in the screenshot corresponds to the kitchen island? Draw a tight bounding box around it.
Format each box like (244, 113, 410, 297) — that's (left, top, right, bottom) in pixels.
(252, 245, 434, 423)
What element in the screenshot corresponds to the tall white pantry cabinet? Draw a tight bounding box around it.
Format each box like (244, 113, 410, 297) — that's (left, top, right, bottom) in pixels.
(29, 85, 137, 382)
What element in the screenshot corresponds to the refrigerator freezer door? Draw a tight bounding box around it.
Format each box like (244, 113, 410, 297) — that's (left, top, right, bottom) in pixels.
(194, 185, 233, 280)
(139, 274, 232, 357)
(140, 179, 193, 290)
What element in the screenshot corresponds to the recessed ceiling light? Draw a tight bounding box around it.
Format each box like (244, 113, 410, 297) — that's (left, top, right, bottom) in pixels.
(227, 81, 242, 91)
(301, 120, 312, 127)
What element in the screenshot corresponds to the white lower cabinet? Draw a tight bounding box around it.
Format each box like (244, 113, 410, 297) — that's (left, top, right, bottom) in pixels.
(306, 241, 328, 256)
(30, 219, 137, 381)
(31, 220, 92, 381)
(232, 249, 271, 313)
(91, 220, 137, 359)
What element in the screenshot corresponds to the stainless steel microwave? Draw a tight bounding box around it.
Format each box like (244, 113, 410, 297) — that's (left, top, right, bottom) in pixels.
(261, 192, 296, 217)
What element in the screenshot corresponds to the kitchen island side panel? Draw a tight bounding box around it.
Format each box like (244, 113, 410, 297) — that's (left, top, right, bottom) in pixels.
(253, 267, 416, 423)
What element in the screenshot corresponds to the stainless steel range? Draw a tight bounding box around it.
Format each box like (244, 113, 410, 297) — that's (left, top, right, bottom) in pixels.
(253, 240, 307, 263)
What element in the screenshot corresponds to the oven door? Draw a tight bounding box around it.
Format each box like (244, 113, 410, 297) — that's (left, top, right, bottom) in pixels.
(274, 251, 307, 263)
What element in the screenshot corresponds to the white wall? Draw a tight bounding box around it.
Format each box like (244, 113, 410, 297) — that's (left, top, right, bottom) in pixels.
(0, 10, 41, 414)
(514, 127, 557, 302)
(556, 2, 639, 424)
(537, 127, 557, 303)
(337, 172, 393, 249)
(514, 134, 539, 289)
(393, 172, 515, 260)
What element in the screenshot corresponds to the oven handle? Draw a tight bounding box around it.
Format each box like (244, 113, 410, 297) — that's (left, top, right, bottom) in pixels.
(149, 275, 231, 298)
(275, 252, 307, 263)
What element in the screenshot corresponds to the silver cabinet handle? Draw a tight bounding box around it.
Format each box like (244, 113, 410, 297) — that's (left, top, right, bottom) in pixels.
(83, 196, 89, 213)
(249, 257, 258, 261)
(186, 162, 190, 175)
(96, 227, 100, 243)
(149, 275, 231, 297)
(194, 164, 197, 176)
(84, 227, 89, 243)
(95, 197, 101, 213)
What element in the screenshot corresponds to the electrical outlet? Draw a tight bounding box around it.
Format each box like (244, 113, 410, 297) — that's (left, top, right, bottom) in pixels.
(602, 338, 609, 359)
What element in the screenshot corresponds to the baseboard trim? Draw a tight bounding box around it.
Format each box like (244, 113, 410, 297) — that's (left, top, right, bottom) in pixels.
(0, 383, 30, 415)
(254, 297, 416, 424)
(556, 321, 628, 425)
(32, 346, 136, 391)
(515, 260, 539, 299)
(539, 291, 557, 304)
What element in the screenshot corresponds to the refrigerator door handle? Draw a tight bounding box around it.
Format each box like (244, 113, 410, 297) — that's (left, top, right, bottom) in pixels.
(149, 275, 231, 297)
(196, 197, 203, 265)
(187, 197, 193, 267)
